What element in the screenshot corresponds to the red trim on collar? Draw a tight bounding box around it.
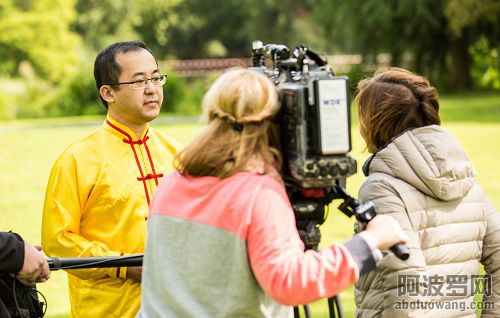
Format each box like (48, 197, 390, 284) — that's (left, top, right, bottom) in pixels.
(123, 136, 150, 145)
(105, 119, 151, 204)
(106, 120, 132, 140)
(105, 120, 149, 143)
(105, 119, 163, 204)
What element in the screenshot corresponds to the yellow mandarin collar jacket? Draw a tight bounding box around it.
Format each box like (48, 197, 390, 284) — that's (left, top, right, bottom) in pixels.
(42, 115, 180, 317)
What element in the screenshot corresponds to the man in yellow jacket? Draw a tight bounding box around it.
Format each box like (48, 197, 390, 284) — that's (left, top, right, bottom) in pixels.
(41, 41, 180, 317)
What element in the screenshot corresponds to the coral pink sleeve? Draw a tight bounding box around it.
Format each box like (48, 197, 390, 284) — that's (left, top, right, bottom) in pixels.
(246, 182, 359, 306)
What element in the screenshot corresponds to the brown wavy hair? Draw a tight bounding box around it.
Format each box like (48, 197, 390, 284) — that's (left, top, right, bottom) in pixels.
(355, 68, 441, 153)
(175, 68, 282, 178)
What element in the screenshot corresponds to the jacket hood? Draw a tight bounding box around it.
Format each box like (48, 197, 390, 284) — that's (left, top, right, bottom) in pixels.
(364, 125, 476, 201)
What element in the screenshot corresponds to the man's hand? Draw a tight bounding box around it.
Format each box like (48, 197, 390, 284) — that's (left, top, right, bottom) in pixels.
(126, 266, 142, 283)
(16, 243, 50, 286)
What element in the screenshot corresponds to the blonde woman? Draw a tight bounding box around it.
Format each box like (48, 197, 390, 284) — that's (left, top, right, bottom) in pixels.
(138, 68, 406, 318)
(354, 68, 500, 317)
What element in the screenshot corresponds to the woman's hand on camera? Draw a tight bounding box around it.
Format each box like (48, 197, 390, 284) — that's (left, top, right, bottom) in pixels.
(364, 215, 408, 250)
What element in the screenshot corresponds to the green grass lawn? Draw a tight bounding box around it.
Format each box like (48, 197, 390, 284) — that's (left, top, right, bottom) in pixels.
(0, 92, 499, 317)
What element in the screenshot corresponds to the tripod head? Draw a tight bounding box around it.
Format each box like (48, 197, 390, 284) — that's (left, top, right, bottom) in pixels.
(290, 185, 409, 260)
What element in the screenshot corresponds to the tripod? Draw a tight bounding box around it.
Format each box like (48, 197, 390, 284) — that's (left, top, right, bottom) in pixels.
(293, 218, 345, 318)
(291, 185, 409, 318)
(291, 187, 345, 318)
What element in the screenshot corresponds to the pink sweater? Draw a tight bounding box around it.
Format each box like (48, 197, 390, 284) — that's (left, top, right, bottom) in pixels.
(139, 171, 373, 317)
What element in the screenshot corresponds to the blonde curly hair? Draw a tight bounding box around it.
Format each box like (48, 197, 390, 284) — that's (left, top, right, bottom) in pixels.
(175, 68, 282, 178)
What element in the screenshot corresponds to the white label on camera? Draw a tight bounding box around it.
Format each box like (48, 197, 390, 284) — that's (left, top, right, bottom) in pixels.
(317, 79, 350, 154)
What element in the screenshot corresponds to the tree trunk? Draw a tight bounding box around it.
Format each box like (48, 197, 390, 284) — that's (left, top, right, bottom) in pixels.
(449, 34, 472, 90)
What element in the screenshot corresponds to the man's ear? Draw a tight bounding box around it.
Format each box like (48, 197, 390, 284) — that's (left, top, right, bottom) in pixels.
(99, 85, 115, 104)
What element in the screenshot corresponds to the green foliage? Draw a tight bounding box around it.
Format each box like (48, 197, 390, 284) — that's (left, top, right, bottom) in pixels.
(0, 0, 82, 83)
(0, 91, 11, 120)
(162, 70, 187, 113)
(245, 0, 305, 49)
(72, 0, 137, 51)
(312, 0, 500, 91)
(164, 75, 211, 115)
(15, 80, 53, 118)
(470, 37, 500, 90)
(131, 0, 313, 59)
(0, 83, 20, 120)
(1, 0, 500, 120)
(339, 64, 367, 97)
(129, 0, 185, 58)
(445, 0, 500, 37)
(313, 0, 449, 82)
(160, 69, 214, 115)
(0, 74, 53, 120)
(40, 70, 104, 117)
(132, 0, 252, 58)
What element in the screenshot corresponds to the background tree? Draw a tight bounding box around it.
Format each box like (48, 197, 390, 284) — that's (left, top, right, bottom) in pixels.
(72, 0, 137, 52)
(131, 0, 317, 59)
(132, 0, 252, 59)
(312, 0, 500, 90)
(0, 0, 81, 83)
(0, 0, 498, 120)
(445, 0, 500, 89)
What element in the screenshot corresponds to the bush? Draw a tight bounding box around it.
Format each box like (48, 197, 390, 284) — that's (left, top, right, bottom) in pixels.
(0, 81, 22, 120)
(16, 80, 54, 118)
(177, 77, 210, 114)
(41, 70, 104, 117)
(343, 64, 366, 96)
(0, 77, 51, 120)
(0, 91, 13, 120)
(162, 70, 187, 113)
(163, 71, 211, 115)
(470, 36, 500, 90)
(40, 68, 207, 118)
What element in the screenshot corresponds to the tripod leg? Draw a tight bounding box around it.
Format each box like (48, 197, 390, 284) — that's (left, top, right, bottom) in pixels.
(328, 295, 345, 318)
(334, 295, 343, 318)
(328, 297, 336, 318)
(294, 304, 312, 318)
(304, 304, 311, 318)
(294, 306, 300, 318)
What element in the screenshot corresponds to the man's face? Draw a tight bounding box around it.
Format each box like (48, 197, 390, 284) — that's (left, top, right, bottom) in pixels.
(108, 49, 163, 127)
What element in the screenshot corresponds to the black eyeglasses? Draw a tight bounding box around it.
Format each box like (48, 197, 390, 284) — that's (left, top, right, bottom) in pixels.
(105, 75, 167, 90)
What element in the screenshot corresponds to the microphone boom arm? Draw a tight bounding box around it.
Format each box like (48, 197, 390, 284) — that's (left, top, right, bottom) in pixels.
(47, 255, 143, 270)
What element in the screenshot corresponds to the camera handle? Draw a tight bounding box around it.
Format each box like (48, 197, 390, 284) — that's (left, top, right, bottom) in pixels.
(331, 186, 410, 261)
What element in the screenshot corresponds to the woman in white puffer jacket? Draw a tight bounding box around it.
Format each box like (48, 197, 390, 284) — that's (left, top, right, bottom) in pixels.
(354, 67, 500, 318)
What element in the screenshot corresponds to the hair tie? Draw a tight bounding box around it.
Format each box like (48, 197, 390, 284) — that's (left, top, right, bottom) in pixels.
(231, 122, 244, 132)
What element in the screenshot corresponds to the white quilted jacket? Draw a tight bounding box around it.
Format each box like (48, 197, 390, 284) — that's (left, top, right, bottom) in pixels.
(355, 125, 500, 318)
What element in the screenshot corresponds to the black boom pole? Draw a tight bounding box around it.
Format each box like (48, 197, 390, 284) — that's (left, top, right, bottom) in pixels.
(47, 255, 143, 270)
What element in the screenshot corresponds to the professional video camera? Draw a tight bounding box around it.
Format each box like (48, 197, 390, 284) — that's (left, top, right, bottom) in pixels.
(250, 41, 408, 318)
(250, 40, 357, 251)
(251, 40, 356, 190)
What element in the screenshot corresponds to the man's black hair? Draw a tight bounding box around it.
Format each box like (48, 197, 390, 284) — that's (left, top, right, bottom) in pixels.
(94, 40, 155, 109)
